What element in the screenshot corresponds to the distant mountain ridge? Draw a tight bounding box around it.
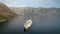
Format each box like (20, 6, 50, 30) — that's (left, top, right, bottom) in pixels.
(10, 7, 60, 16)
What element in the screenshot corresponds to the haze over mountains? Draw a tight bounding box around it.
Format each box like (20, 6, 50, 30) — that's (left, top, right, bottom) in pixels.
(10, 7, 60, 16)
(0, 3, 60, 23)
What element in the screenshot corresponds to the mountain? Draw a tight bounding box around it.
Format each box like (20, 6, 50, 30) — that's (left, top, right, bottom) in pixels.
(11, 7, 60, 16)
(0, 3, 17, 23)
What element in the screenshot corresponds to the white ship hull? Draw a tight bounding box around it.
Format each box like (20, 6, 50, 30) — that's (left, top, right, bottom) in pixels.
(24, 19, 32, 30)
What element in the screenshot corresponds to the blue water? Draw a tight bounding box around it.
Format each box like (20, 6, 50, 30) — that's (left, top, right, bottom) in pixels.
(0, 15, 60, 34)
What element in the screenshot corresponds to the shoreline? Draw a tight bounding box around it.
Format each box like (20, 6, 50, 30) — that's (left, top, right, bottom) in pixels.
(0, 14, 18, 23)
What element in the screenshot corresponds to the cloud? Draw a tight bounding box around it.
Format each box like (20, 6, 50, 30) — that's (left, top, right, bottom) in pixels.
(0, 0, 60, 7)
(32, 0, 56, 2)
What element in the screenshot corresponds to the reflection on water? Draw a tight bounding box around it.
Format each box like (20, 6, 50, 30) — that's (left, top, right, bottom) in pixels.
(0, 15, 60, 34)
(24, 26, 31, 32)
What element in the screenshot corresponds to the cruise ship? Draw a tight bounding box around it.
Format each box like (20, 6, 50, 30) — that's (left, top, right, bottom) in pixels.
(24, 19, 32, 31)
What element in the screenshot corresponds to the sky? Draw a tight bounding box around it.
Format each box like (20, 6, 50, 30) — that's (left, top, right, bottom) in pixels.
(0, 0, 60, 8)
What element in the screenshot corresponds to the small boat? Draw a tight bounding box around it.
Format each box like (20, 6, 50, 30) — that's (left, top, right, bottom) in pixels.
(24, 19, 32, 31)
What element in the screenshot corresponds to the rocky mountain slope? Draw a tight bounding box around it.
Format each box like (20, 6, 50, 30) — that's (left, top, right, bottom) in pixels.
(0, 3, 17, 23)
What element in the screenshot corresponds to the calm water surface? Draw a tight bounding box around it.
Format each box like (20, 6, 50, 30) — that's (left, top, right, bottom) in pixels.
(0, 15, 60, 34)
